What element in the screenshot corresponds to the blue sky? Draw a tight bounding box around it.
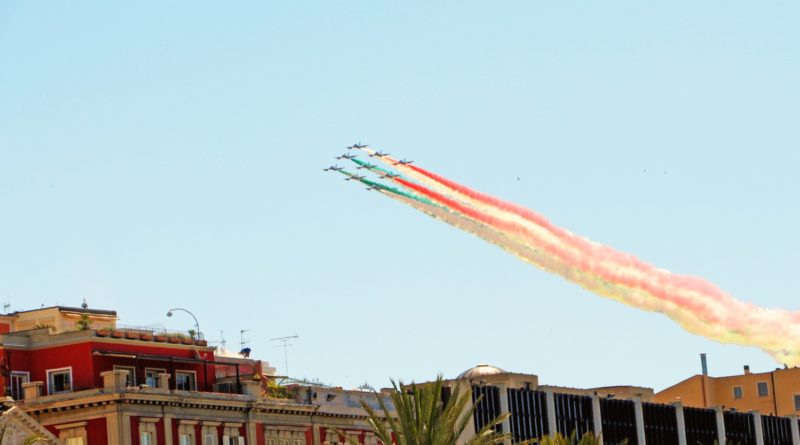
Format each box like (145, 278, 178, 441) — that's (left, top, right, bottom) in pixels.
(1, 2, 798, 391)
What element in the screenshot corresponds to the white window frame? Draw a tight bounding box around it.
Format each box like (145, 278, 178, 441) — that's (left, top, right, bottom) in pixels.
(145, 367, 167, 388)
(732, 385, 743, 399)
(113, 365, 136, 386)
(757, 381, 769, 397)
(204, 433, 217, 445)
(176, 370, 198, 391)
(141, 431, 154, 445)
(47, 366, 73, 394)
(10, 371, 30, 400)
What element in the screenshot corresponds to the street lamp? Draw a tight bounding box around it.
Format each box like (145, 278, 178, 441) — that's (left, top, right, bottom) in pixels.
(166, 308, 201, 339)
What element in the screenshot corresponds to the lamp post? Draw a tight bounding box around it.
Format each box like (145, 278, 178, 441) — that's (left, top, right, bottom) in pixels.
(166, 308, 201, 339)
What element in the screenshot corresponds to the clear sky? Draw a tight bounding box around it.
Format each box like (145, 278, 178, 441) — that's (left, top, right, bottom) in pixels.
(1, 2, 798, 392)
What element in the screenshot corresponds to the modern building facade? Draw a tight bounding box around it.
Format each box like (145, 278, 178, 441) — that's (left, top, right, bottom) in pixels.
(445, 364, 800, 445)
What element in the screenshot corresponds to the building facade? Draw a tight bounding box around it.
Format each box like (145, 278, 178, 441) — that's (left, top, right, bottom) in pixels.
(444, 364, 800, 445)
(0, 306, 387, 445)
(654, 364, 800, 417)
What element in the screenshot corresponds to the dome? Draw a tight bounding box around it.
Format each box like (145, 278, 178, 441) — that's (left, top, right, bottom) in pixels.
(457, 364, 507, 380)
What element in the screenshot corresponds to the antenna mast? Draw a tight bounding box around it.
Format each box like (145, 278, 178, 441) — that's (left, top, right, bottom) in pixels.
(270, 335, 299, 378)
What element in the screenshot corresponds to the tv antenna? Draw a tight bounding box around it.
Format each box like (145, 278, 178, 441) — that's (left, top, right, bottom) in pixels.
(271, 335, 299, 378)
(3, 303, 9, 314)
(240, 329, 249, 349)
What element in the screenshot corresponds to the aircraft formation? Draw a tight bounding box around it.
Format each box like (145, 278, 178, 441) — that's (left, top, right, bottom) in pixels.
(325, 142, 413, 191)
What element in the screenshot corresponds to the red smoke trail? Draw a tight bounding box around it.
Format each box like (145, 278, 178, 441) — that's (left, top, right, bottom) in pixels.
(404, 163, 735, 307)
(394, 177, 728, 326)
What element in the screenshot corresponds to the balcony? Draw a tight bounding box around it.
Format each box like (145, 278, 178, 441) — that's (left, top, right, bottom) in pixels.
(95, 324, 208, 347)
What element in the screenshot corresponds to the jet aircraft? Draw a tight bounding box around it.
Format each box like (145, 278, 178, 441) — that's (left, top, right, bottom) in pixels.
(347, 142, 369, 150)
(336, 153, 357, 160)
(345, 174, 366, 181)
(357, 163, 377, 170)
(369, 150, 390, 157)
(393, 158, 414, 165)
(323, 165, 344, 172)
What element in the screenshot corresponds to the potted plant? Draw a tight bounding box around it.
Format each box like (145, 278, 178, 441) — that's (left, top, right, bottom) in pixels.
(96, 328, 111, 337)
(111, 330, 124, 338)
(154, 332, 167, 342)
(167, 335, 181, 344)
(126, 331, 140, 340)
(140, 332, 153, 341)
(194, 339, 208, 347)
(181, 336, 194, 345)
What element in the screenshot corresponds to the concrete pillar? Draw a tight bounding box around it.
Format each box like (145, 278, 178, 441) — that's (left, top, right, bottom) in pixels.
(591, 396, 603, 445)
(164, 415, 174, 445)
(497, 384, 511, 441)
(312, 424, 321, 445)
(789, 415, 799, 445)
(101, 370, 128, 392)
(671, 402, 687, 445)
(107, 411, 130, 445)
(457, 384, 476, 444)
(545, 390, 557, 438)
(246, 421, 257, 445)
(633, 398, 646, 445)
(122, 413, 133, 445)
(158, 373, 171, 391)
(242, 380, 261, 397)
(22, 381, 43, 400)
(714, 406, 726, 445)
(751, 411, 764, 445)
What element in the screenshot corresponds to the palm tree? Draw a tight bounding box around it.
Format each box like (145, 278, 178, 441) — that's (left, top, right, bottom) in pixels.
(354, 375, 515, 445)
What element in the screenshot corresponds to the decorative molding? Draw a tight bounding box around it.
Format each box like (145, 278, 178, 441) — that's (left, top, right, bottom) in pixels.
(54, 421, 88, 430)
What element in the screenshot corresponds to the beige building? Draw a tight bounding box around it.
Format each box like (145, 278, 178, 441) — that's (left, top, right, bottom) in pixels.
(654, 364, 800, 416)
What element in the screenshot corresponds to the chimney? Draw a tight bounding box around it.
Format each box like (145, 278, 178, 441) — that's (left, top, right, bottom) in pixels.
(744, 365, 751, 375)
(700, 353, 708, 376)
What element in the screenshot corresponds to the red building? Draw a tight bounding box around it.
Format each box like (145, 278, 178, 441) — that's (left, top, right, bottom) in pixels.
(0, 306, 385, 445)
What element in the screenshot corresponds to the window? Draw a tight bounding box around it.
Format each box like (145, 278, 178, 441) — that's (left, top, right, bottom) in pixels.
(176, 371, 197, 391)
(794, 394, 800, 411)
(180, 435, 192, 445)
(10, 371, 30, 400)
(145, 368, 166, 388)
(114, 365, 136, 386)
(141, 431, 154, 445)
(47, 367, 73, 394)
(757, 381, 769, 397)
(733, 386, 743, 399)
(58, 423, 87, 444)
(205, 434, 217, 445)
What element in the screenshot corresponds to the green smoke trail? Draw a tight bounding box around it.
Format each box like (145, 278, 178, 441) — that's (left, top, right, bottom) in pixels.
(336, 169, 437, 206)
